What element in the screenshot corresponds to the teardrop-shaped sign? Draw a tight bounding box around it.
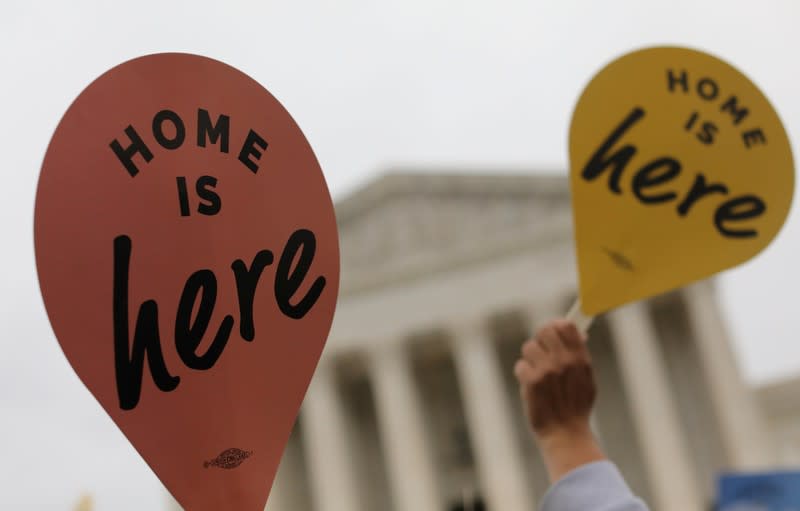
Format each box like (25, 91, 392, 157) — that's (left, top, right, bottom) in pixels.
(569, 46, 794, 315)
(34, 53, 340, 510)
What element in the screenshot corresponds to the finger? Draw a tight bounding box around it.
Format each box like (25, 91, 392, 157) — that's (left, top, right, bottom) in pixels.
(534, 321, 560, 352)
(555, 325, 593, 367)
(539, 324, 566, 360)
(553, 320, 586, 352)
(513, 359, 536, 383)
(521, 338, 546, 365)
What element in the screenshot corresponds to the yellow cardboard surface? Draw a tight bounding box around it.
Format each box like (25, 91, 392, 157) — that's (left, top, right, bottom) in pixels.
(569, 47, 794, 315)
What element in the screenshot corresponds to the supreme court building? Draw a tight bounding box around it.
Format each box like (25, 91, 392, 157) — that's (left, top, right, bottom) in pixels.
(169, 172, 781, 511)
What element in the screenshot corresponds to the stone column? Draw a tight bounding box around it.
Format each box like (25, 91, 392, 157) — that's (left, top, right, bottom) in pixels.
(264, 465, 290, 511)
(164, 494, 182, 510)
(608, 302, 703, 511)
(301, 361, 364, 511)
(683, 281, 773, 468)
(265, 428, 306, 511)
(368, 341, 441, 511)
(449, 319, 534, 511)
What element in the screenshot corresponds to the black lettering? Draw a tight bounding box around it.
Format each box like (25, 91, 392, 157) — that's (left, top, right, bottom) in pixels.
(667, 69, 689, 93)
(685, 111, 699, 131)
(631, 157, 681, 204)
(714, 195, 766, 238)
(113, 235, 179, 411)
(231, 250, 274, 341)
(110, 126, 154, 177)
(720, 96, 749, 125)
(581, 108, 645, 194)
(196, 175, 222, 216)
(174, 270, 234, 370)
(697, 78, 719, 100)
(238, 129, 268, 173)
(197, 109, 230, 153)
(275, 229, 326, 319)
(152, 110, 186, 150)
(742, 129, 767, 148)
(176, 177, 191, 217)
(677, 174, 728, 216)
(696, 122, 718, 145)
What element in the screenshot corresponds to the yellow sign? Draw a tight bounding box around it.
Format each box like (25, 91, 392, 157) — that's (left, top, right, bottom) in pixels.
(72, 494, 94, 511)
(569, 46, 794, 315)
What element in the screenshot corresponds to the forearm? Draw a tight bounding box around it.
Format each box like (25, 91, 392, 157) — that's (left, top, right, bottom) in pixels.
(540, 460, 650, 511)
(536, 424, 605, 484)
(537, 425, 650, 510)
(517, 320, 650, 510)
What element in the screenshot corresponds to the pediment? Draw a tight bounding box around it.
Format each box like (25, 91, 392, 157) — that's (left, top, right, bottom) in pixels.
(334, 171, 573, 295)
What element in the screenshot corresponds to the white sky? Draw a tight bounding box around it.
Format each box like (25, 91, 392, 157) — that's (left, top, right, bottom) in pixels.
(1, 1, 799, 509)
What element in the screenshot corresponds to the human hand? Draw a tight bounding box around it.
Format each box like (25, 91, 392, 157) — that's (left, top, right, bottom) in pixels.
(514, 319, 604, 482)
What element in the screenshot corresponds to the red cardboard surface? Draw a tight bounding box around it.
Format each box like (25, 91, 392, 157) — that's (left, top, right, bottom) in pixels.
(34, 53, 339, 510)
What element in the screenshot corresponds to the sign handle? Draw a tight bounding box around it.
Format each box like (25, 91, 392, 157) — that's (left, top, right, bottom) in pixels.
(566, 298, 595, 334)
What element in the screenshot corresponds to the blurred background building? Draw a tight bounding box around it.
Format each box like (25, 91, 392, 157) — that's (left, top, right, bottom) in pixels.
(168, 171, 800, 511)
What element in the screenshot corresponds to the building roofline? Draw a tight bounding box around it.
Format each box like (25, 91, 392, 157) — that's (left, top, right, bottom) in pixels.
(335, 169, 568, 225)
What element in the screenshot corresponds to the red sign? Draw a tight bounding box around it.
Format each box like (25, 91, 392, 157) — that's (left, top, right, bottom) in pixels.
(34, 53, 339, 510)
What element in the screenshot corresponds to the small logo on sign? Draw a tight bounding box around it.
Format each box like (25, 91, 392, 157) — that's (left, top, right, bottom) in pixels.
(602, 247, 635, 272)
(204, 448, 253, 469)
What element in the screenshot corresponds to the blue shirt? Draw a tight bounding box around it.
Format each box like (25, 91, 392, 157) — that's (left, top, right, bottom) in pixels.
(540, 461, 649, 511)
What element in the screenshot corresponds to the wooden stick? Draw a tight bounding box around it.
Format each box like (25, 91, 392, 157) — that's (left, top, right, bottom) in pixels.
(566, 298, 595, 334)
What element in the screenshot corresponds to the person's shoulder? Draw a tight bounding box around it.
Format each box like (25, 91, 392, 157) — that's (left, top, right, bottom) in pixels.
(539, 461, 650, 511)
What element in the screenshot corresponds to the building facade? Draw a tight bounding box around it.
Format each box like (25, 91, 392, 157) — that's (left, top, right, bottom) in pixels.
(758, 376, 800, 468)
(168, 172, 786, 511)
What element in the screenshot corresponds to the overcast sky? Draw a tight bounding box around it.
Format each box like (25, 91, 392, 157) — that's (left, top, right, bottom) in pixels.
(2, 1, 799, 509)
